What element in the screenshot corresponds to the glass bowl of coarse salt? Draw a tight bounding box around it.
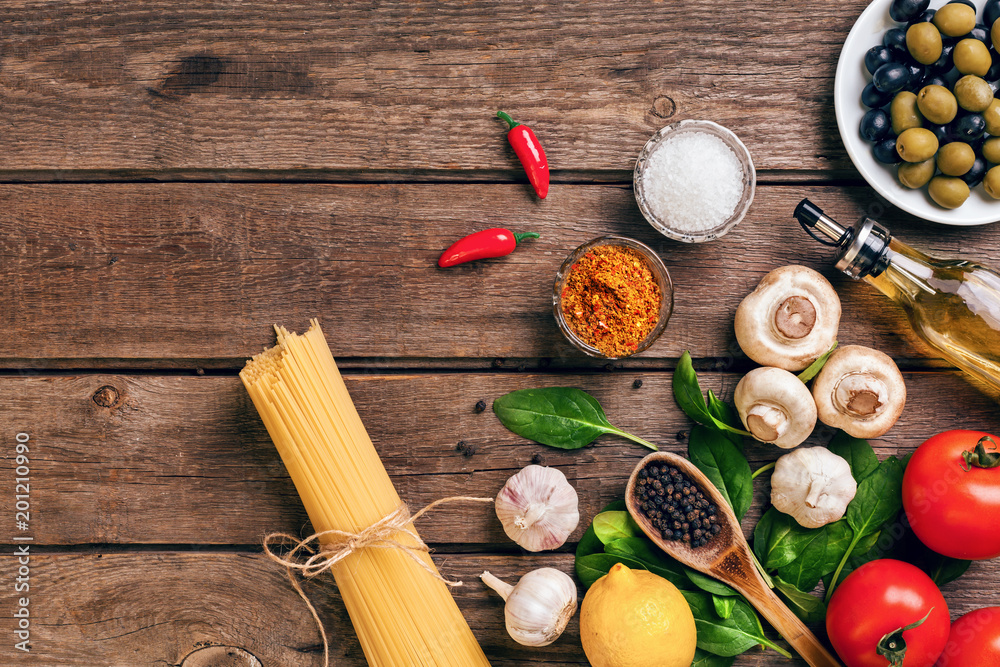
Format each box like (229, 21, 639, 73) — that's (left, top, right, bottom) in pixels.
(634, 120, 756, 243)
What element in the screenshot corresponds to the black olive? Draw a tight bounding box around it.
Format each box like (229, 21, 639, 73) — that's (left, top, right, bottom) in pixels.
(885, 27, 910, 52)
(911, 8, 937, 23)
(862, 81, 894, 108)
(955, 113, 987, 140)
(874, 137, 904, 163)
(874, 63, 911, 93)
(987, 0, 1000, 28)
(861, 109, 892, 142)
(891, 0, 931, 22)
(947, 0, 976, 9)
(905, 62, 928, 89)
(986, 49, 1000, 81)
(931, 122, 956, 144)
(924, 73, 951, 88)
(866, 45, 897, 74)
(929, 43, 957, 73)
(963, 156, 988, 185)
(969, 24, 991, 45)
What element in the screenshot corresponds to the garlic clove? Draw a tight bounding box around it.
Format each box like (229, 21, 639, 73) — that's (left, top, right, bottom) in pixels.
(770, 447, 857, 528)
(481, 568, 578, 647)
(495, 465, 580, 551)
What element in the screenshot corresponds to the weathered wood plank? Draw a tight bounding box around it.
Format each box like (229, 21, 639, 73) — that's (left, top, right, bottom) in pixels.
(1, 371, 997, 546)
(1, 183, 998, 367)
(0, 551, 995, 666)
(0, 0, 863, 174)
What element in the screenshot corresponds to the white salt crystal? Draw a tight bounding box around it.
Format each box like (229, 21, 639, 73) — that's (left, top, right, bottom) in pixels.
(641, 131, 745, 233)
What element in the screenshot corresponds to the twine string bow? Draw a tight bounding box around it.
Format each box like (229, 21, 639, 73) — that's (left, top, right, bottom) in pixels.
(263, 496, 493, 667)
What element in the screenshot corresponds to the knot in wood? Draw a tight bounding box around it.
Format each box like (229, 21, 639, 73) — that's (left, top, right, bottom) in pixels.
(92, 385, 120, 408)
(179, 646, 262, 667)
(651, 95, 676, 119)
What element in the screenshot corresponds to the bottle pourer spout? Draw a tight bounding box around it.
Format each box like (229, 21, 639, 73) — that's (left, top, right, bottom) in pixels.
(794, 198, 849, 246)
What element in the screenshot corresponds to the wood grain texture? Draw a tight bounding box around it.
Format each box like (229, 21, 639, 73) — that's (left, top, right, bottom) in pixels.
(0, 0, 862, 174)
(0, 551, 996, 666)
(1, 183, 998, 367)
(1, 371, 997, 546)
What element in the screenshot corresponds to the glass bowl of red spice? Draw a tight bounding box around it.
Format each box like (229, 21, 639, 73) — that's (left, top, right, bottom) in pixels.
(553, 236, 674, 359)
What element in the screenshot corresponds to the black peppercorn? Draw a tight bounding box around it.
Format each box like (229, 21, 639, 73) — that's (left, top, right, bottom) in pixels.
(474, 399, 487, 413)
(632, 463, 722, 548)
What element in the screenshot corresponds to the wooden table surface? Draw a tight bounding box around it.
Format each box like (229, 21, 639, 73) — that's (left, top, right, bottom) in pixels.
(2, 2, 999, 665)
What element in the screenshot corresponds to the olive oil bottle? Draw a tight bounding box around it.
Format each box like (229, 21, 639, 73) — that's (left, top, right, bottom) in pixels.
(794, 199, 1000, 396)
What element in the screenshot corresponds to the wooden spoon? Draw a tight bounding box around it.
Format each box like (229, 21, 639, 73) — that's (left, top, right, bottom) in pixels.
(625, 451, 842, 667)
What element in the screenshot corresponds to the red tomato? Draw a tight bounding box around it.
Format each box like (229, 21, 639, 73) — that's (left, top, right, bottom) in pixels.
(827, 559, 950, 667)
(935, 607, 1000, 667)
(902, 430, 1000, 560)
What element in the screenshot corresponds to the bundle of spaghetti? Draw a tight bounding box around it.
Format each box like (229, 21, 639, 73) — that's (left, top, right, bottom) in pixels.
(240, 320, 490, 667)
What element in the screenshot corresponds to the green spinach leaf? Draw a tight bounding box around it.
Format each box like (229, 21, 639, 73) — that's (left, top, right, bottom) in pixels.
(846, 456, 905, 540)
(692, 650, 735, 667)
(493, 387, 657, 451)
(707, 390, 743, 447)
(775, 520, 853, 591)
(604, 537, 690, 590)
(773, 577, 826, 625)
(592, 511, 640, 545)
(713, 595, 737, 619)
(826, 456, 905, 601)
(753, 508, 818, 570)
(689, 425, 753, 521)
(575, 553, 645, 588)
(685, 569, 739, 597)
(828, 431, 879, 482)
(797, 342, 838, 383)
(673, 352, 750, 436)
(682, 590, 791, 658)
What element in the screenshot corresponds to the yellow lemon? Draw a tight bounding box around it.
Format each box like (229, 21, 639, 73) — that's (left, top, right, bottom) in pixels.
(579, 562, 697, 667)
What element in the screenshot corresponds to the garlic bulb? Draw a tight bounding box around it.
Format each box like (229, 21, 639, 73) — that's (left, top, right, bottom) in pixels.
(495, 465, 579, 551)
(771, 447, 857, 528)
(481, 568, 578, 647)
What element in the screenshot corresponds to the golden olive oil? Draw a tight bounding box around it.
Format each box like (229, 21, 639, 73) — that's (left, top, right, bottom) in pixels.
(795, 200, 1000, 395)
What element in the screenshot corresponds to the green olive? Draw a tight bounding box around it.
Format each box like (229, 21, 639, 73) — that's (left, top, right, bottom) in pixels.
(898, 158, 937, 189)
(908, 22, 944, 65)
(937, 141, 976, 176)
(928, 175, 971, 209)
(984, 99, 1000, 136)
(983, 136, 1000, 163)
(896, 127, 940, 162)
(953, 75, 994, 113)
(890, 91, 924, 135)
(993, 15, 1000, 52)
(953, 38, 993, 77)
(917, 84, 959, 125)
(984, 166, 1000, 198)
(933, 3, 976, 37)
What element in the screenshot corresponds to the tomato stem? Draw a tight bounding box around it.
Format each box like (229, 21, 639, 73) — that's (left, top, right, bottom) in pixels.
(876, 608, 934, 667)
(962, 436, 1000, 470)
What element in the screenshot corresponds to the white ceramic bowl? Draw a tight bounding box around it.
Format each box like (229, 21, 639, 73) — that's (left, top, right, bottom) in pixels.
(835, 0, 1000, 225)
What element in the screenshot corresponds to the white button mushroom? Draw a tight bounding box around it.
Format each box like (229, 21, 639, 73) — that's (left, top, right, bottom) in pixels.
(811, 345, 906, 439)
(770, 447, 857, 528)
(733, 366, 817, 449)
(735, 265, 842, 371)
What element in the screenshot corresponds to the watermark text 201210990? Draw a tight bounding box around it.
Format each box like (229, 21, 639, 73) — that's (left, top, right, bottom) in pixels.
(12, 432, 31, 653)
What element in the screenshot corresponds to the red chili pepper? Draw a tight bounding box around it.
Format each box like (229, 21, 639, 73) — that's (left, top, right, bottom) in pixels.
(437, 228, 540, 268)
(497, 111, 549, 199)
